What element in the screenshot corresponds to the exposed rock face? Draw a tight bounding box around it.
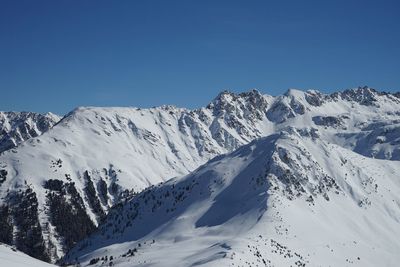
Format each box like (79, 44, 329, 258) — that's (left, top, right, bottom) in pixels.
(0, 112, 61, 153)
(332, 86, 379, 106)
(312, 115, 346, 128)
(305, 90, 326, 106)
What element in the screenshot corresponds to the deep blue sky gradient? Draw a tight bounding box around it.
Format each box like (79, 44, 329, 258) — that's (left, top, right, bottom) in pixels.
(1, 0, 399, 114)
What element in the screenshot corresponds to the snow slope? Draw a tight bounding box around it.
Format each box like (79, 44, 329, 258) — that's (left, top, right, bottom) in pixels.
(0, 87, 399, 263)
(0, 243, 55, 267)
(64, 128, 400, 267)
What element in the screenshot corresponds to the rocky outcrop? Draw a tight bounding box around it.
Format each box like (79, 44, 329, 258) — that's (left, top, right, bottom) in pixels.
(0, 112, 60, 153)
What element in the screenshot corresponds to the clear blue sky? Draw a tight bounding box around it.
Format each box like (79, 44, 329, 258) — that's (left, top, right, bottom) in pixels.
(1, 0, 399, 114)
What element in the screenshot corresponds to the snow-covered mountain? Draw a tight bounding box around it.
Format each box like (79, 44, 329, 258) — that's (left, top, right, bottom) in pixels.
(0, 111, 61, 153)
(64, 128, 400, 267)
(0, 87, 399, 263)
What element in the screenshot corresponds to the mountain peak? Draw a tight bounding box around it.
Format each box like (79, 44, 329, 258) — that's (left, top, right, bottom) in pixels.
(333, 86, 379, 105)
(284, 88, 306, 98)
(207, 90, 235, 108)
(238, 88, 262, 97)
(207, 89, 268, 114)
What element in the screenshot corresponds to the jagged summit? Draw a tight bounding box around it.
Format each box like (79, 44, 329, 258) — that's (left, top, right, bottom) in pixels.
(0, 111, 61, 153)
(207, 89, 268, 113)
(336, 86, 379, 105)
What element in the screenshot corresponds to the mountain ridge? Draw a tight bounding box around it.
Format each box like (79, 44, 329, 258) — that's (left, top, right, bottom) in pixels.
(0, 87, 399, 263)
